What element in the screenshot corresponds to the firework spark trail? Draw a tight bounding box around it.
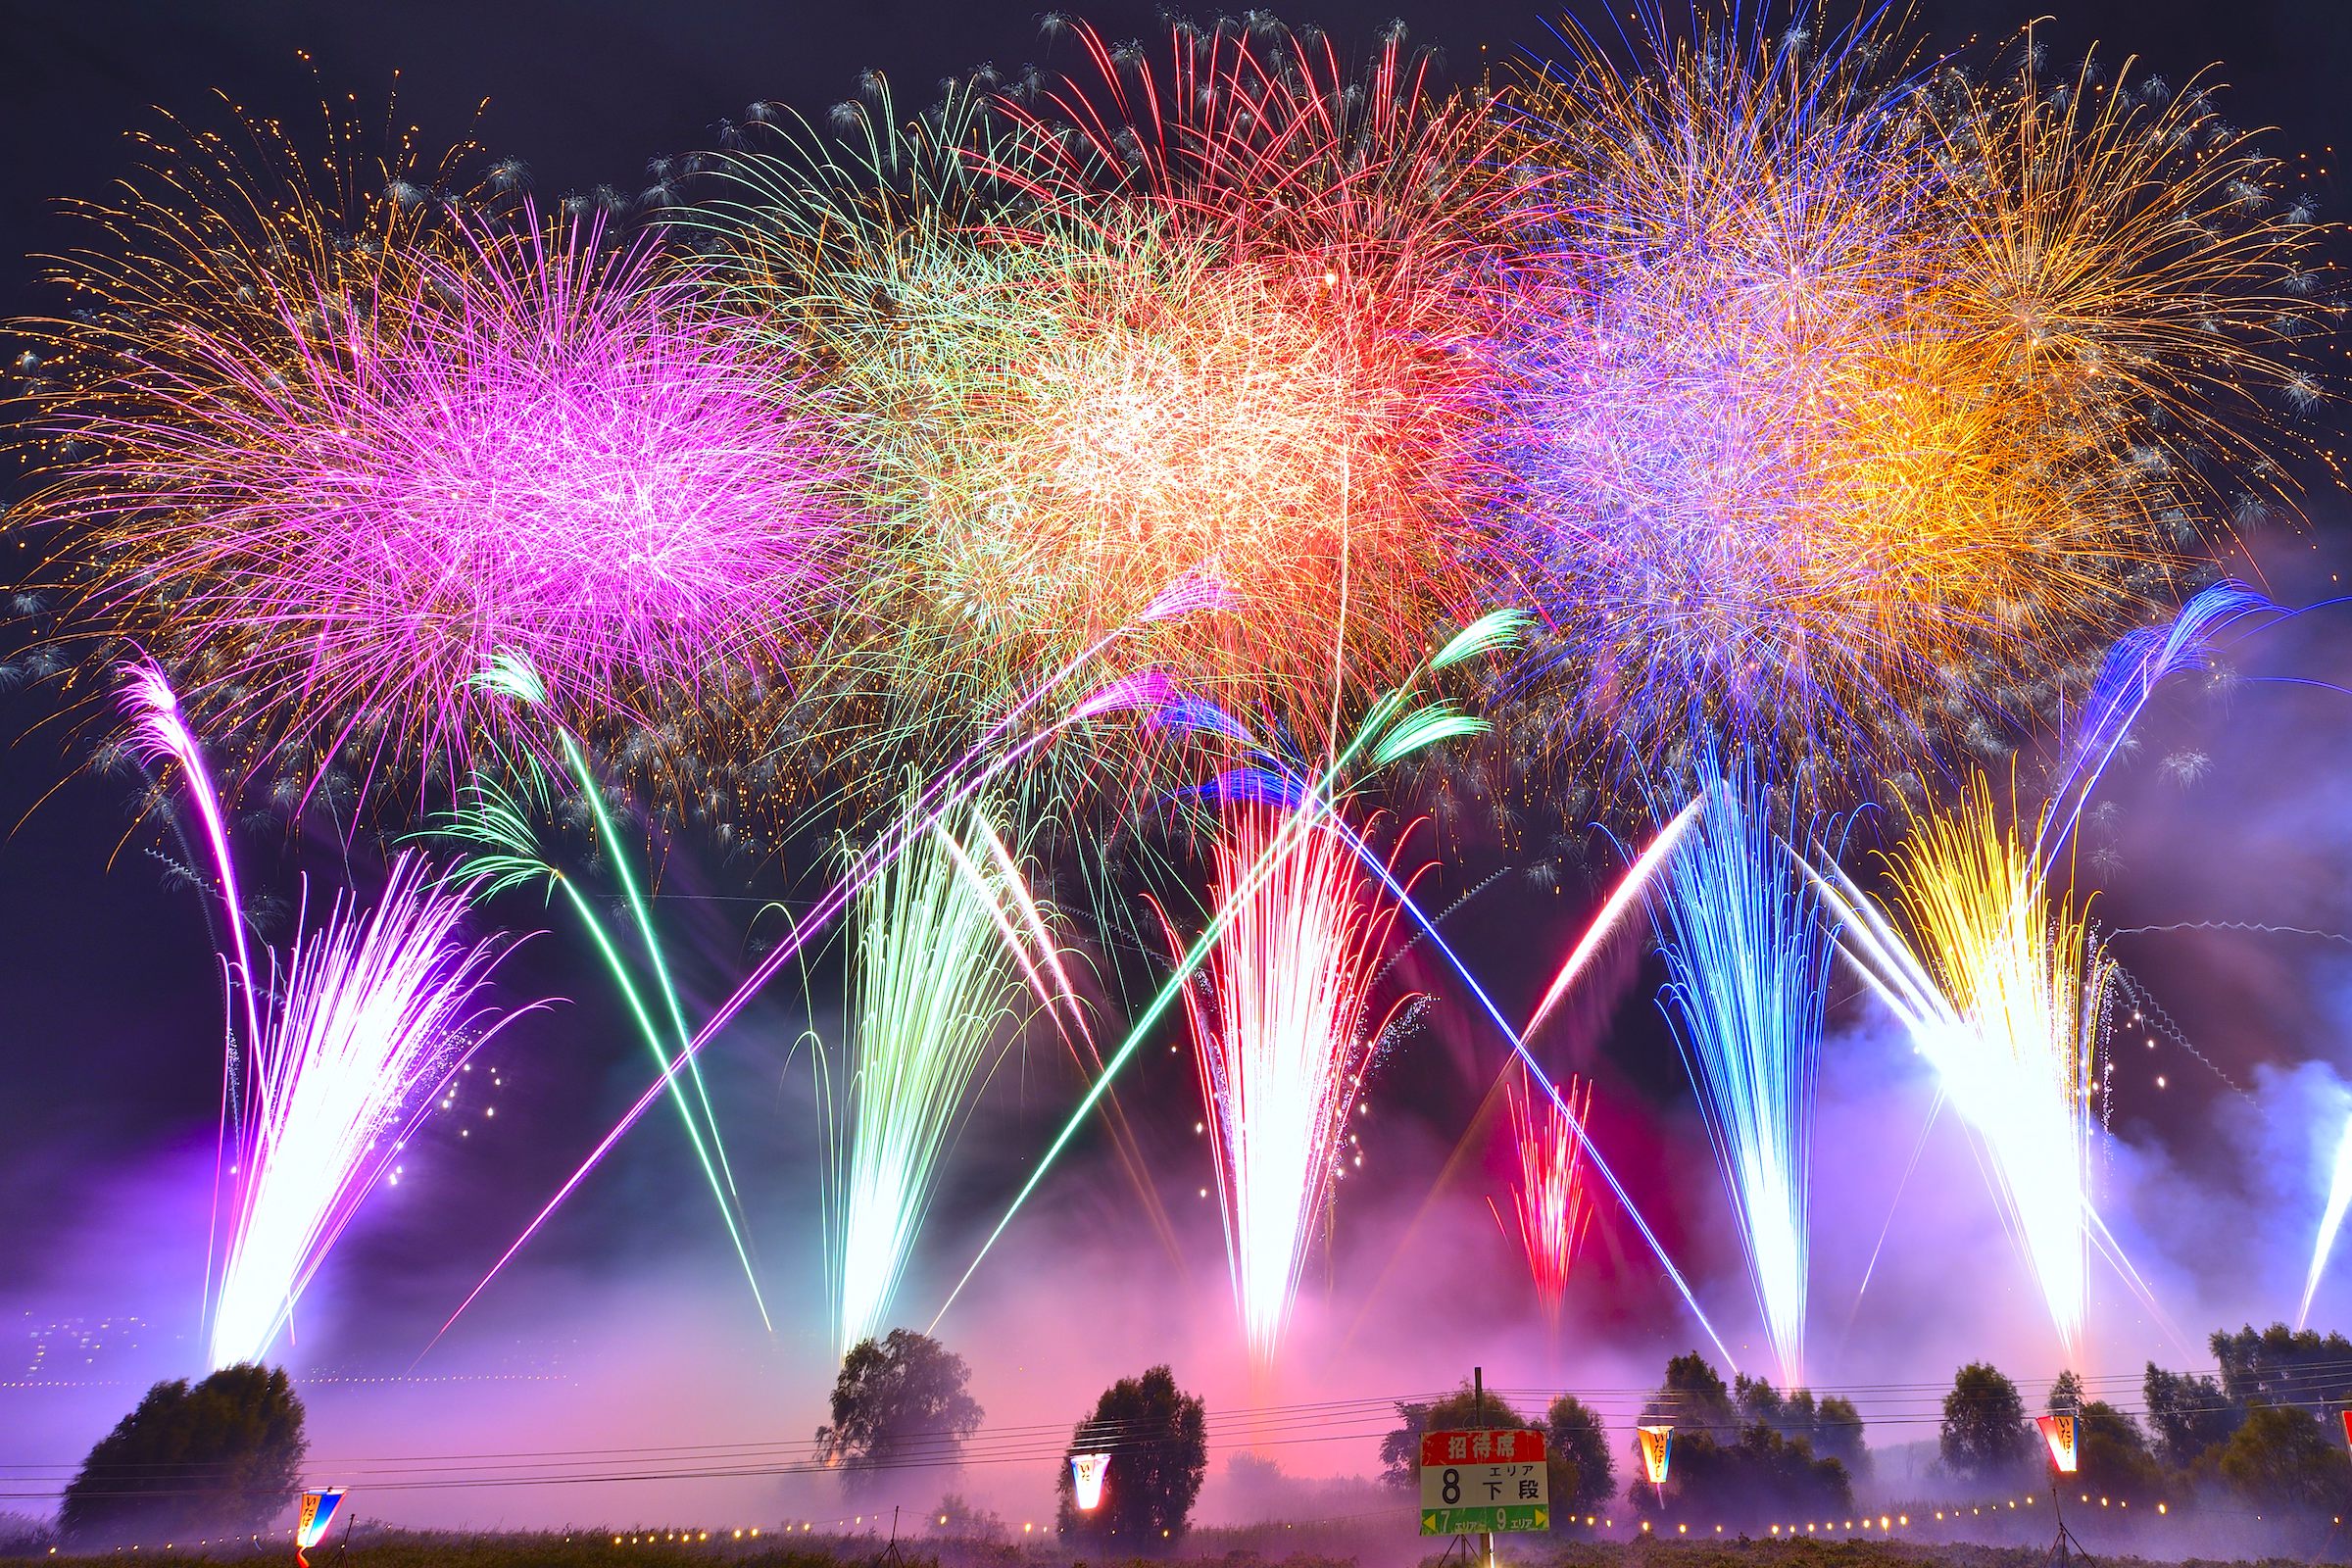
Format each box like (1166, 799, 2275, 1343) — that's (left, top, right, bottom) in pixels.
(1525, 798, 1703, 1039)
(1156, 807, 1415, 1366)
(120, 662, 265, 1344)
(1819, 778, 2107, 1364)
(436, 719, 772, 1331)
(426, 603, 1198, 1348)
(212, 855, 517, 1369)
(1508, 1069, 1595, 1328)
(120, 663, 263, 1056)
(1322, 808, 1738, 1368)
(825, 804, 1062, 1354)
(2300, 1111, 2352, 1330)
(2042, 581, 2278, 856)
(1648, 768, 1834, 1389)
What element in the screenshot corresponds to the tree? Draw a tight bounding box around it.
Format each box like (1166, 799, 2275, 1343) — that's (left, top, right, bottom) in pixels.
(2143, 1361, 2243, 1468)
(1056, 1365, 1207, 1546)
(2217, 1403, 2352, 1515)
(1732, 1377, 1870, 1482)
(1812, 1396, 1872, 1482)
(1546, 1395, 1617, 1516)
(2211, 1325, 2352, 1410)
(2041, 1370, 2162, 1502)
(1939, 1362, 2034, 1484)
(60, 1364, 306, 1548)
(816, 1331, 983, 1496)
(1632, 1358, 1850, 1526)
(1647, 1352, 1737, 1432)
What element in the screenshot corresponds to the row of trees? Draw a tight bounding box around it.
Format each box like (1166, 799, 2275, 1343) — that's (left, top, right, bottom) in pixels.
(1377, 1352, 1868, 1526)
(1937, 1326, 2352, 1515)
(53, 1322, 2352, 1548)
(819, 1329, 1209, 1544)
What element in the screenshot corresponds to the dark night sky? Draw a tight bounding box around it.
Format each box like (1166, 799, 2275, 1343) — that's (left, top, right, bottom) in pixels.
(2, 0, 2352, 1529)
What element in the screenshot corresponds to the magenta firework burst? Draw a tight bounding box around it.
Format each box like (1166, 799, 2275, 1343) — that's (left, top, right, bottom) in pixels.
(28, 188, 846, 796)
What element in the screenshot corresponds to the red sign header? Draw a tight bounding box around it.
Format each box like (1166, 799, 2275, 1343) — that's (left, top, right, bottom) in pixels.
(1422, 1429, 1545, 1467)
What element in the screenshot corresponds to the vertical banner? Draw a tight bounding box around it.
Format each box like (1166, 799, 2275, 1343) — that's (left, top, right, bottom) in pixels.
(2340, 1409, 2352, 1453)
(295, 1488, 346, 1566)
(1638, 1424, 1674, 1487)
(1070, 1453, 1111, 1512)
(2035, 1414, 2079, 1475)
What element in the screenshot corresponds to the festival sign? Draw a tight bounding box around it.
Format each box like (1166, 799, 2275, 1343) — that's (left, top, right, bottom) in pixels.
(2035, 1413, 2080, 1475)
(1418, 1429, 1548, 1536)
(295, 1488, 346, 1567)
(1070, 1452, 1111, 1512)
(1638, 1424, 1674, 1487)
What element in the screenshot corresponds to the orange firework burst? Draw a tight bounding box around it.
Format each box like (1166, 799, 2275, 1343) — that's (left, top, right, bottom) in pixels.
(1491, 12, 2331, 792)
(1929, 29, 2337, 533)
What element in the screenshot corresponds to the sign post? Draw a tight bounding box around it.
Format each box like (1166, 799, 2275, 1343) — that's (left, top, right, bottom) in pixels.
(2035, 1413, 2091, 1565)
(294, 1488, 345, 1568)
(1418, 1424, 1549, 1537)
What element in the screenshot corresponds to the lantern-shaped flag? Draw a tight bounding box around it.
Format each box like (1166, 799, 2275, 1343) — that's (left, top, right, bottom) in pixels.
(1071, 1452, 1111, 1512)
(295, 1488, 345, 1566)
(2035, 1414, 2079, 1475)
(1638, 1425, 1674, 1487)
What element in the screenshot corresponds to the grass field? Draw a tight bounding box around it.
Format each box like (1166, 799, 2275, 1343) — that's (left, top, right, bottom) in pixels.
(3, 1535, 2343, 1568)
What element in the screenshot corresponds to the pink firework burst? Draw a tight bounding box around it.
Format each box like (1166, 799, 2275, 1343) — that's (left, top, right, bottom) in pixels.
(1507, 1067, 1595, 1329)
(42, 208, 847, 797)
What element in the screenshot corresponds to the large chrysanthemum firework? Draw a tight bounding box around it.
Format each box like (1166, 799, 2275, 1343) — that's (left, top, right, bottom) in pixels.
(17, 118, 844, 801)
(1491, 13, 2325, 793)
(700, 24, 1520, 769)
(996, 18, 1527, 738)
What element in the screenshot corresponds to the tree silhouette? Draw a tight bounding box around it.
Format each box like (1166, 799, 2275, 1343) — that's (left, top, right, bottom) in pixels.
(1056, 1365, 1207, 1547)
(2218, 1404, 2352, 1515)
(1939, 1362, 2034, 1485)
(60, 1365, 306, 1549)
(815, 1330, 983, 1497)
(1545, 1394, 1617, 1515)
(2142, 1361, 2242, 1467)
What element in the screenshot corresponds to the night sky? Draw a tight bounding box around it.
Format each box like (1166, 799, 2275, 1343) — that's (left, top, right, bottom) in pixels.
(2, 0, 2351, 1534)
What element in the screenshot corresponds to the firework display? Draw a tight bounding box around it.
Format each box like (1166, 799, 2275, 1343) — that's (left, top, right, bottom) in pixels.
(1492, 13, 2323, 785)
(0, 0, 2342, 1415)
(1826, 777, 2109, 1364)
(1506, 1069, 1596, 1328)
(826, 802, 1070, 1354)
(1162, 806, 1414, 1365)
(1649, 768, 1835, 1389)
(210, 855, 515, 1369)
(17, 113, 843, 801)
